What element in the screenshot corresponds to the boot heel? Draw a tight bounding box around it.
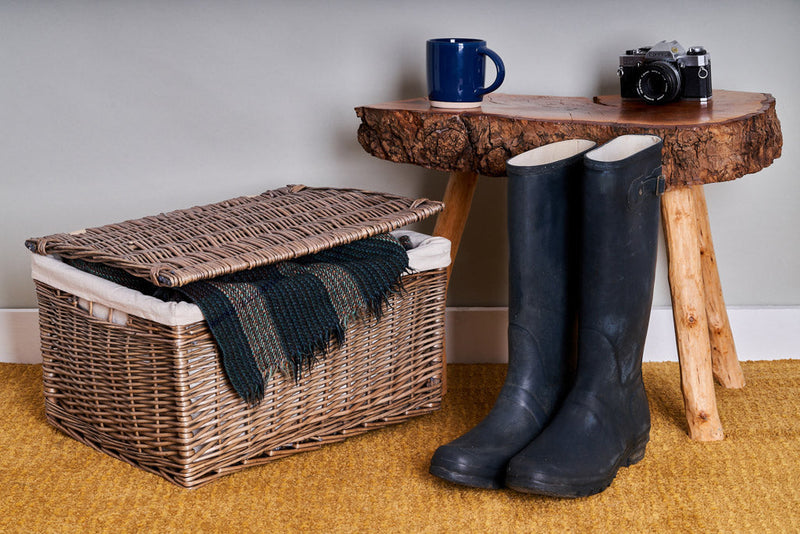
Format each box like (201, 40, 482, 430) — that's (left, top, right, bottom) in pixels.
(624, 434, 649, 467)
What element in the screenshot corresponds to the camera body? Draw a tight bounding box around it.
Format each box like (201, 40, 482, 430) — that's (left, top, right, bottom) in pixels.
(618, 40, 712, 104)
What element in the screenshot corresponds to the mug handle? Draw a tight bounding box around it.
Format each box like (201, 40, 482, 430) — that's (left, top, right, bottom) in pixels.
(477, 47, 505, 96)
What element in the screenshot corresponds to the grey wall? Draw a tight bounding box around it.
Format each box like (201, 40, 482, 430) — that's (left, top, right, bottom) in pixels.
(3, 0, 798, 308)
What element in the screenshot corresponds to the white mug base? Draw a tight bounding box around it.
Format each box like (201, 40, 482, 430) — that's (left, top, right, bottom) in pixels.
(429, 99, 483, 109)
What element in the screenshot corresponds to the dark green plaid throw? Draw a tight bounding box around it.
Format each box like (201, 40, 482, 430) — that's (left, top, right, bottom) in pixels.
(66, 234, 409, 404)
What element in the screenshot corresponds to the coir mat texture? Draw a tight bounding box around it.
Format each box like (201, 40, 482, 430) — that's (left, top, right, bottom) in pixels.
(1, 361, 798, 533)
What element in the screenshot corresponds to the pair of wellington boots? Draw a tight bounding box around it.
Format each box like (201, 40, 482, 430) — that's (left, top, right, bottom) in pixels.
(429, 135, 665, 498)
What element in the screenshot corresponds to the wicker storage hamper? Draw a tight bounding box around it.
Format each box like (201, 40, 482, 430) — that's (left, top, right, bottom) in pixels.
(26, 185, 448, 489)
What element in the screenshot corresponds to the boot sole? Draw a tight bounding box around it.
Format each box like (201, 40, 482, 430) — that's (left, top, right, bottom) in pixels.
(429, 463, 504, 490)
(505, 433, 649, 498)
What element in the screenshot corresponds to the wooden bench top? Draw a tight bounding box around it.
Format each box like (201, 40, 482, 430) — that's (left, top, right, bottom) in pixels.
(356, 90, 782, 190)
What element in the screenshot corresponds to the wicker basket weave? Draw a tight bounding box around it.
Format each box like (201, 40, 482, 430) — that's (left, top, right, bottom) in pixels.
(29, 185, 447, 489)
(26, 184, 443, 287)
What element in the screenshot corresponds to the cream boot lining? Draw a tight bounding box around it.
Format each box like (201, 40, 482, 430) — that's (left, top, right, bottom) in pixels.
(586, 135, 661, 162)
(506, 139, 596, 167)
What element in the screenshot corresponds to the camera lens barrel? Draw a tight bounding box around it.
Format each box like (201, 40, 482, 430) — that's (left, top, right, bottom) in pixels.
(636, 61, 682, 104)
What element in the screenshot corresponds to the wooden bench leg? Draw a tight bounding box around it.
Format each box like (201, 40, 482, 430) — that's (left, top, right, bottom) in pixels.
(661, 188, 725, 441)
(691, 186, 745, 389)
(433, 170, 479, 394)
(433, 170, 479, 277)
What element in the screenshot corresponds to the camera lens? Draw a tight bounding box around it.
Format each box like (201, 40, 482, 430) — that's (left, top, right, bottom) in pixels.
(636, 61, 681, 103)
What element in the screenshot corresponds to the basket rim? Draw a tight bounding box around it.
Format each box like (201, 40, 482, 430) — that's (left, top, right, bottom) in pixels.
(30, 231, 450, 327)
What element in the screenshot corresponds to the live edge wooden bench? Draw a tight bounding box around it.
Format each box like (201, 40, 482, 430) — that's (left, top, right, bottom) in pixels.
(355, 90, 783, 441)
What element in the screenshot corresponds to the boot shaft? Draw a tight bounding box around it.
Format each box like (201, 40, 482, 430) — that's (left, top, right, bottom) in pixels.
(578, 135, 664, 387)
(505, 139, 595, 319)
(503, 139, 595, 399)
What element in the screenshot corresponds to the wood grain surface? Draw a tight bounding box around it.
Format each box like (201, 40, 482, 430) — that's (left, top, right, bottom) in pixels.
(356, 90, 782, 190)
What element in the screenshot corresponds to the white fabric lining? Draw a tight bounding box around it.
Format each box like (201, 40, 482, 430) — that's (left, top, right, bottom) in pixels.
(392, 230, 451, 273)
(506, 139, 596, 167)
(585, 135, 661, 162)
(30, 230, 451, 327)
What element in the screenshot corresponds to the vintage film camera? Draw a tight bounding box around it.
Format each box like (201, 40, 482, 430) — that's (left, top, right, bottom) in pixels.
(618, 40, 712, 104)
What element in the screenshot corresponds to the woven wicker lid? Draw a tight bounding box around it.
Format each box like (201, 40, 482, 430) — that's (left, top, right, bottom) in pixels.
(26, 185, 444, 287)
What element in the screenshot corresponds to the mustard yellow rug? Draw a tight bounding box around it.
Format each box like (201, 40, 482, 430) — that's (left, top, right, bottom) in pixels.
(2, 361, 798, 533)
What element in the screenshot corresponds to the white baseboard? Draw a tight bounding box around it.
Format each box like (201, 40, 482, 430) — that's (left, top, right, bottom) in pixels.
(0, 309, 42, 364)
(444, 306, 799, 363)
(1, 307, 798, 364)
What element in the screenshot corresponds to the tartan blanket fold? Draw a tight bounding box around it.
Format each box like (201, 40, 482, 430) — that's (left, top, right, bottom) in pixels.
(65, 234, 409, 404)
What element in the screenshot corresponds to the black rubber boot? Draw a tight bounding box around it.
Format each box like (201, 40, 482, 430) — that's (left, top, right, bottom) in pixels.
(429, 139, 596, 488)
(505, 134, 664, 498)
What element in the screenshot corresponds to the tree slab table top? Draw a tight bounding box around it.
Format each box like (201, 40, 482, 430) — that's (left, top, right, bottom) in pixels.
(356, 90, 782, 190)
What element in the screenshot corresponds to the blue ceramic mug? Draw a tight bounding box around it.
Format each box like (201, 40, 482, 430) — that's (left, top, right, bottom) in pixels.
(426, 38, 505, 108)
